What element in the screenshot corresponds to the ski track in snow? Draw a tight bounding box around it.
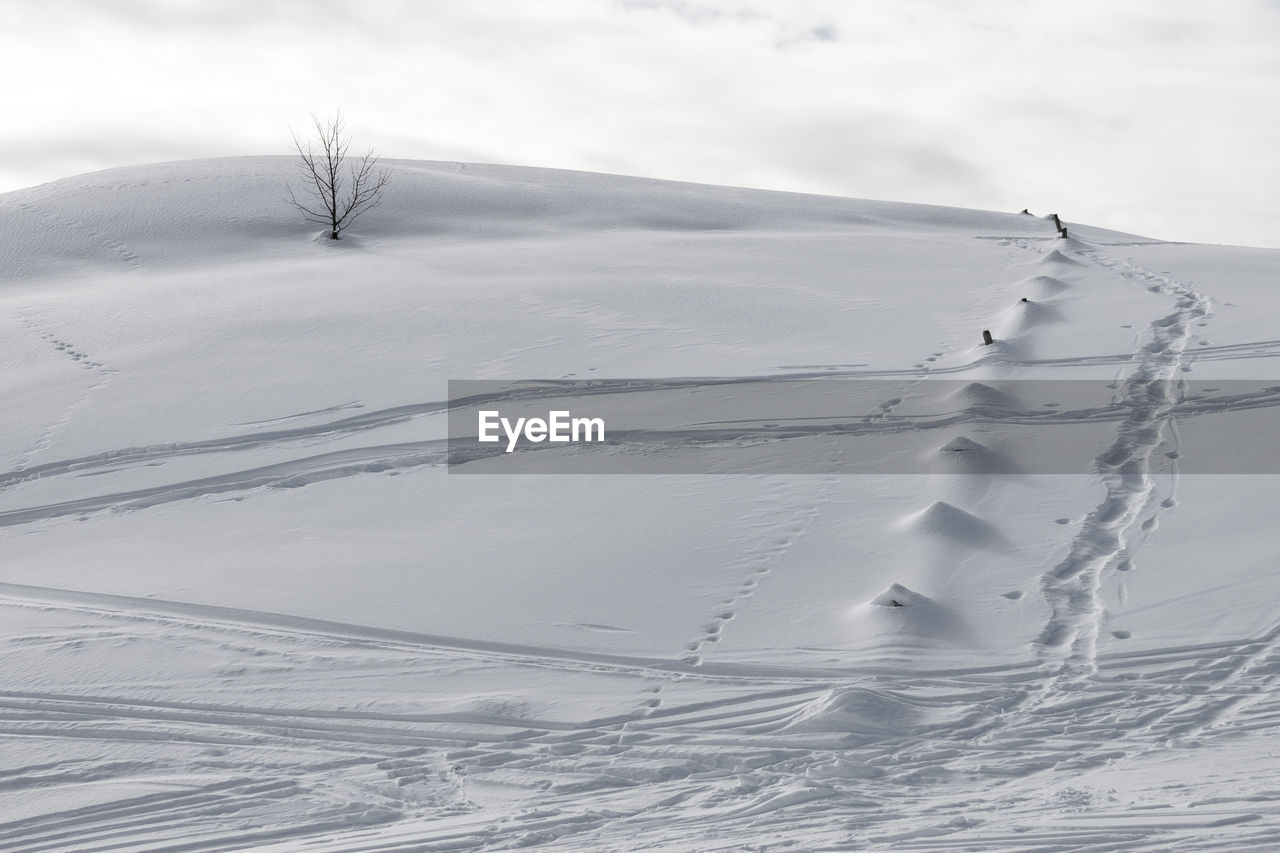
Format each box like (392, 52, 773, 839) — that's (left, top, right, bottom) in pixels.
(1, 582, 1278, 851)
(10, 370, 1280, 526)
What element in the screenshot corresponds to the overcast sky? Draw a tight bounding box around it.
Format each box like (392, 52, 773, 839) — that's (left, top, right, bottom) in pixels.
(3, 0, 1278, 247)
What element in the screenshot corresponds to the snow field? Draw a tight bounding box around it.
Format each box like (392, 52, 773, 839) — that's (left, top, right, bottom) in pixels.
(2, 158, 1279, 849)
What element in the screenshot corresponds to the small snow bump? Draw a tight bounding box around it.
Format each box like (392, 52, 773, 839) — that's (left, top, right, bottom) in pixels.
(871, 583, 925, 608)
(1036, 249, 1083, 266)
(940, 436, 983, 453)
(949, 381, 1018, 411)
(904, 501, 1010, 550)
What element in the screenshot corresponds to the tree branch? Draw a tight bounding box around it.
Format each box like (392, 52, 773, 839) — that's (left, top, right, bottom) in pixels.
(286, 110, 388, 239)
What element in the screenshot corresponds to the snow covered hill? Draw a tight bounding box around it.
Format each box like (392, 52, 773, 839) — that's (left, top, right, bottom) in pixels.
(2, 157, 1280, 850)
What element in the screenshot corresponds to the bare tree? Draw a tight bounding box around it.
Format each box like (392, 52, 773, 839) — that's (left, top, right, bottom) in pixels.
(287, 111, 390, 240)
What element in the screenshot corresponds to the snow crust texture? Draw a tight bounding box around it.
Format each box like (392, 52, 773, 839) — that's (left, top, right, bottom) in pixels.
(2, 158, 1280, 850)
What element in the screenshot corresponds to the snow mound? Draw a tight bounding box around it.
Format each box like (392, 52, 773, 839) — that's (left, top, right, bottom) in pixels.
(1019, 274, 1072, 296)
(1034, 248, 1084, 267)
(931, 436, 1020, 475)
(995, 298, 1063, 334)
(782, 687, 925, 735)
(870, 582, 926, 608)
(901, 501, 1011, 551)
(947, 381, 1019, 412)
(781, 682, 984, 743)
(939, 436, 985, 454)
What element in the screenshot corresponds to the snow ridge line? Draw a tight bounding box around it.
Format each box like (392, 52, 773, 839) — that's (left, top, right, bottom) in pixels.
(1035, 244, 1211, 676)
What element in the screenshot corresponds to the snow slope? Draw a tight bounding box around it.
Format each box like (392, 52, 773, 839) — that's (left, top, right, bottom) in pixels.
(2, 157, 1280, 850)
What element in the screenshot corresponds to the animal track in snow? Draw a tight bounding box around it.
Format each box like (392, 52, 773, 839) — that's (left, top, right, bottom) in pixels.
(15, 200, 143, 272)
(10, 311, 118, 473)
(675, 481, 826, 669)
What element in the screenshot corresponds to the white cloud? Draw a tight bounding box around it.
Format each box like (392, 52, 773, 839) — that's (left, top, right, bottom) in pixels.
(2, 0, 1278, 247)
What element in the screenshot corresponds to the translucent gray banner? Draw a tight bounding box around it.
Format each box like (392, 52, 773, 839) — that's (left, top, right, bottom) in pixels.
(446, 379, 1280, 474)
